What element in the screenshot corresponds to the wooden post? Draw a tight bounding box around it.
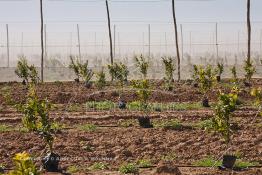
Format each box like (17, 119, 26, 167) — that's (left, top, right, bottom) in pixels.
(40, 0, 44, 82)
(148, 24, 151, 57)
(77, 24, 81, 61)
(180, 24, 184, 61)
(6, 24, 9, 67)
(247, 0, 251, 64)
(172, 0, 181, 81)
(113, 24, 116, 58)
(44, 24, 47, 63)
(215, 22, 219, 63)
(106, 0, 113, 65)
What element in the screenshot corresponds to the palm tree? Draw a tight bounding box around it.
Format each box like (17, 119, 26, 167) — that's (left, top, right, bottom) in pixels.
(247, 0, 251, 64)
(172, 0, 181, 81)
(40, 0, 44, 82)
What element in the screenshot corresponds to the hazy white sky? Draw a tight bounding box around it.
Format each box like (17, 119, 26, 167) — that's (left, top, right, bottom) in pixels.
(0, 0, 261, 23)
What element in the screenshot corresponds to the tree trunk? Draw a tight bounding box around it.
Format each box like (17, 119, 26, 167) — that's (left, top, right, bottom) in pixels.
(106, 0, 113, 66)
(172, 0, 181, 81)
(247, 0, 251, 64)
(40, 0, 44, 82)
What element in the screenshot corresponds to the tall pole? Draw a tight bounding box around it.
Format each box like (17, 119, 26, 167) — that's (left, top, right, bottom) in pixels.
(44, 24, 47, 63)
(21, 32, 24, 55)
(247, 0, 251, 64)
(113, 25, 116, 58)
(215, 22, 219, 62)
(172, 0, 181, 81)
(165, 32, 167, 53)
(148, 24, 151, 57)
(260, 29, 262, 58)
(106, 0, 113, 65)
(180, 24, 184, 61)
(6, 24, 9, 67)
(142, 32, 145, 55)
(237, 30, 240, 54)
(77, 24, 81, 61)
(40, 0, 44, 82)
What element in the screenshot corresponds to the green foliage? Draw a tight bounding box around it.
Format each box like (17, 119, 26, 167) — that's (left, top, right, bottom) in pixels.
(69, 56, 93, 83)
(69, 56, 80, 80)
(1, 86, 15, 105)
(195, 119, 214, 131)
(95, 68, 106, 89)
(119, 163, 138, 174)
(230, 66, 238, 83)
(131, 79, 151, 110)
(243, 60, 256, 83)
(193, 156, 222, 167)
(137, 159, 152, 168)
(86, 101, 115, 110)
(250, 87, 262, 107)
(107, 62, 129, 87)
(234, 160, 259, 169)
(197, 65, 217, 94)
(212, 87, 239, 145)
(89, 162, 108, 170)
(0, 124, 12, 132)
(216, 62, 224, 77)
(67, 165, 80, 174)
(118, 119, 137, 127)
(134, 55, 149, 79)
(154, 119, 183, 130)
(8, 152, 39, 175)
(162, 56, 175, 90)
(15, 56, 39, 85)
(78, 60, 94, 83)
(192, 64, 199, 82)
(17, 85, 55, 153)
(78, 123, 97, 132)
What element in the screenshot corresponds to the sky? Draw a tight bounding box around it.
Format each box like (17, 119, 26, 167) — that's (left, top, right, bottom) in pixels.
(0, 0, 261, 24)
(0, 0, 262, 66)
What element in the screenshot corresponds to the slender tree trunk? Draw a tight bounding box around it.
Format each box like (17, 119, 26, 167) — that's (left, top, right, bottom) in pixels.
(106, 0, 113, 65)
(172, 0, 181, 81)
(40, 0, 44, 82)
(247, 0, 251, 64)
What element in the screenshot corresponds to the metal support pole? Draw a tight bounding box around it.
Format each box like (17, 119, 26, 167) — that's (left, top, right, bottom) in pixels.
(260, 29, 262, 59)
(6, 24, 9, 67)
(44, 24, 47, 63)
(165, 32, 167, 54)
(215, 22, 219, 62)
(21, 32, 23, 55)
(237, 30, 240, 54)
(77, 24, 81, 61)
(148, 24, 151, 57)
(94, 32, 97, 55)
(113, 24, 116, 57)
(190, 31, 192, 57)
(180, 24, 184, 61)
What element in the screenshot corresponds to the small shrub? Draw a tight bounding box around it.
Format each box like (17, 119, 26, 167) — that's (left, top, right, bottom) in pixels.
(195, 119, 214, 131)
(8, 152, 39, 175)
(118, 119, 137, 127)
(89, 162, 108, 170)
(193, 156, 222, 167)
(134, 54, 149, 79)
(16, 85, 55, 153)
(67, 165, 80, 174)
(78, 123, 97, 132)
(0, 124, 12, 132)
(86, 101, 115, 110)
(131, 79, 151, 111)
(155, 119, 183, 130)
(234, 160, 259, 169)
(216, 62, 224, 78)
(96, 68, 106, 89)
(137, 159, 152, 168)
(69, 56, 81, 81)
(243, 60, 256, 84)
(119, 163, 138, 174)
(162, 56, 175, 90)
(230, 66, 238, 83)
(15, 56, 39, 85)
(212, 87, 239, 146)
